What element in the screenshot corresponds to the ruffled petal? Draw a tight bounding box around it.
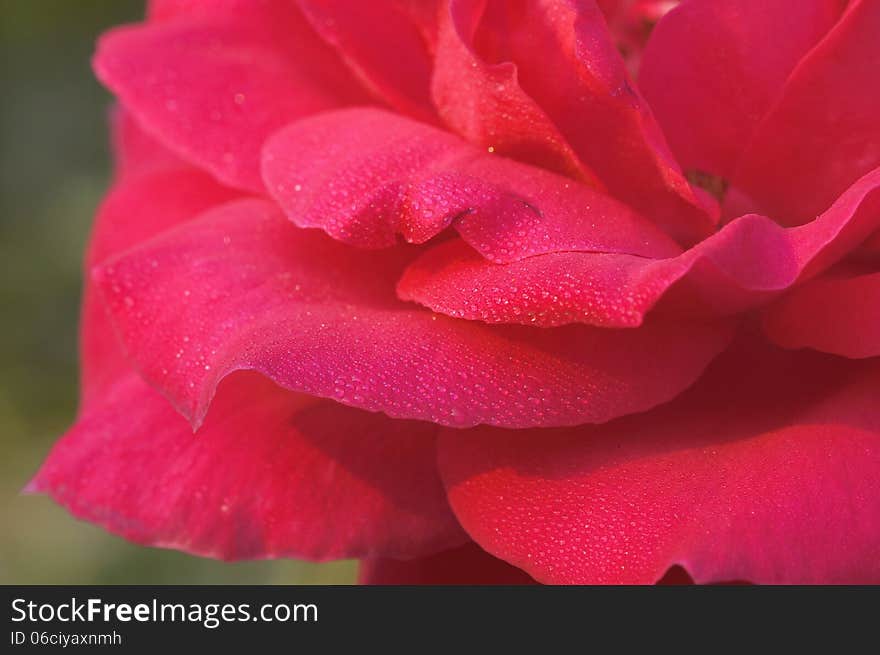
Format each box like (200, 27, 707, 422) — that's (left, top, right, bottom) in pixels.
(31, 372, 464, 560)
(399, 167, 880, 327)
(640, 0, 841, 180)
(94, 198, 732, 429)
(439, 338, 880, 584)
(763, 266, 880, 359)
(432, 0, 714, 244)
(94, 0, 370, 191)
(360, 542, 535, 585)
(262, 108, 680, 260)
(731, 0, 880, 225)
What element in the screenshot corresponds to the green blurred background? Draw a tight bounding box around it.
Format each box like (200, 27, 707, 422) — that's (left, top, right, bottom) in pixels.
(0, 1, 356, 584)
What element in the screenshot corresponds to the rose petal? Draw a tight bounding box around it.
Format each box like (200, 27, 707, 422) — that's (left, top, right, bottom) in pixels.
(763, 266, 880, 359)
(431, 0, 602, 185)
(397, 239, 678, 328)
(82, 111, 242, 405)
(730, 0, 880, 225)
(598, 0, 680, 72)
(640, 0, 842, 179)
(297, 0, 437, 122)
(262, 108, 681, 261)
(432, 0, 714, 244)
(399, 167, 880, 327)
(109, 106, 187, 180)
(31, 372, 464, 561)
(95, 198, 732, 429)
(360, 542, 535, 585)
(440, 338, 880, 584)
(94, 0, 370, 192)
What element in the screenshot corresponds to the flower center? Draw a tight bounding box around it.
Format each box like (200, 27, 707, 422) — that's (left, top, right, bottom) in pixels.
(686, 169, 729, 203)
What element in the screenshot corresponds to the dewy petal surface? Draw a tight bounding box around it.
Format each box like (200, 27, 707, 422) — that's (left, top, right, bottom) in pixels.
(94, 0, 370, 192)
(440, 338, 880, 584)
(94, 198, 732, 430)
(296, 0, 437, 122)
(432, 0, 715, 244)
(31, 372, 465, 561)
(262, 108, 681, 261)
(82, 109, 243, 405)
(400, 167, 880, 327)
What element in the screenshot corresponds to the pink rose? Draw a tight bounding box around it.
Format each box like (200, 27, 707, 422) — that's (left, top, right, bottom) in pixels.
(31, 0, 880, 584)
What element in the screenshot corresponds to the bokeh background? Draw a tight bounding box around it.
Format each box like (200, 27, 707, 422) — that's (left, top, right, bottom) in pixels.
(0, 0, 356, 584)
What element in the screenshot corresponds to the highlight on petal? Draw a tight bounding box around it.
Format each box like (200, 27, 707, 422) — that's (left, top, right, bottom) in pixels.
(360, 542, 535, 585)
(261, 108, 681, 261)
(94, 198, 733, 430)
(399, 167, 880, 328)
(30, 372, 466, 561)
(439, 338, 880, 584)
(763, 266, 880, 359)
(432, 0, 715, 244)
(640, 0, 842, 180)
(94, 0, 370, 191)
(730, 0, 880, 225)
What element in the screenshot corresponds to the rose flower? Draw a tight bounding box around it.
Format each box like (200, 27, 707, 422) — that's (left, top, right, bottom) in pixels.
(30, 0, 880, 584)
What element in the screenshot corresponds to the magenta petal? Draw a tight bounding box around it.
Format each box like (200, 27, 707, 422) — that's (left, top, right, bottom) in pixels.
(359, 542, 536, 585)
(297, 0, 437, 123)
(731, 0, 880, 224)
(400, 167, 880, 327)
(82, 111, 243, 405)
(431, 0, 602, 185)
(31, 372, 464, 560)
(763, 267, 880, 359)
(94, 198, 732, 429)
(262, 108, 681, 260)
(397, 239, 675, 328)
(439, 339, 880, 584)
(109, 107, 187, 180)
(432, 0, 715, 244)
(94, 0, 369, 191)
(640, 0, 841, 179)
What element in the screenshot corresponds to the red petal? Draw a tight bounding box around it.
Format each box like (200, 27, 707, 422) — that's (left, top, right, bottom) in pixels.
(262, 108, 680, 260)
(598, 0, 680, 72)
(94, 0, 369, 192)
(297, 0, 437, 122)
(431, 0, 602, 186)
(640, 0, 841, 180)
(763, 266, 880, 359)
(82, 112, 242, 405)
(31, 371, 465, 561)
(432, 0, 714, 244)
(360, 542, 536, 585)
(94, 198, 732, 429)
(861, 230, 880, 257)
(109, 106, 187, 180)
(399, 167, 880, 327)
(731, 0, 880, 225)
(440, 338, 880, 584)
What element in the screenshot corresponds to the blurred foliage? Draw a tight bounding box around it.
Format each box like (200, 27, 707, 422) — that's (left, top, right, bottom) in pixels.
(0, 0, 356, 584)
